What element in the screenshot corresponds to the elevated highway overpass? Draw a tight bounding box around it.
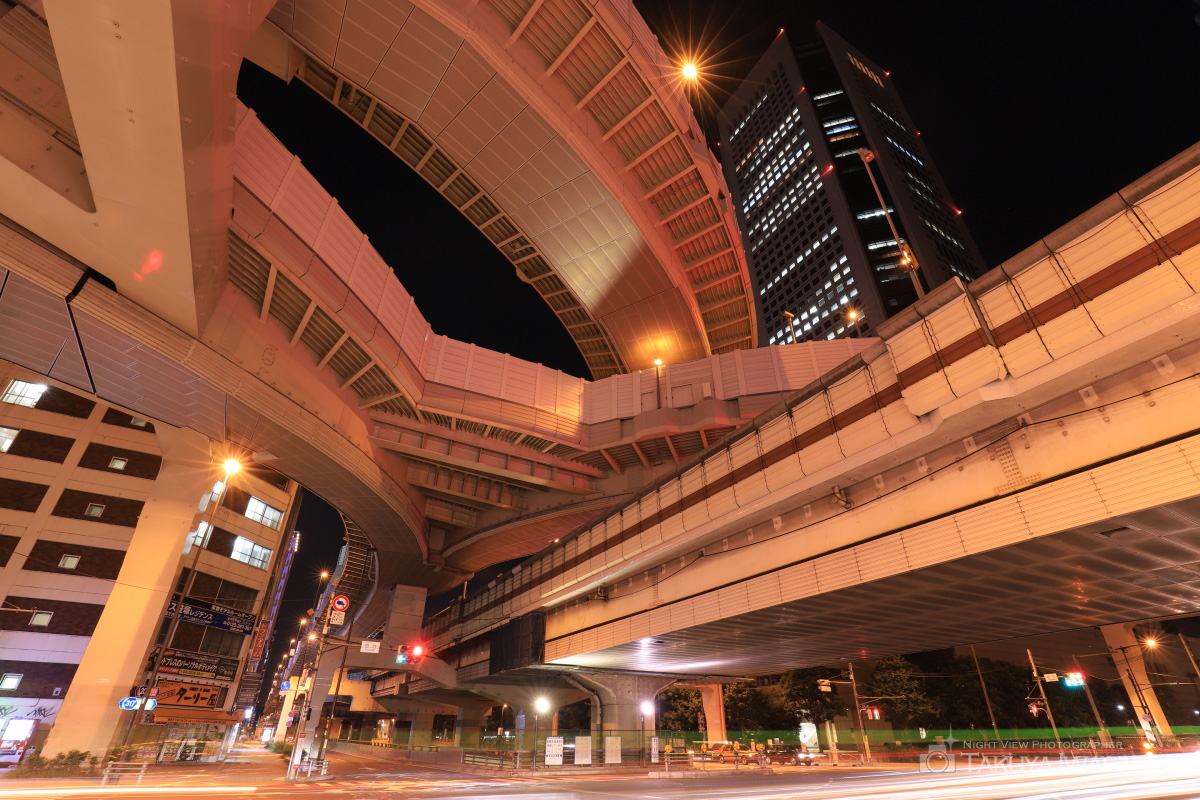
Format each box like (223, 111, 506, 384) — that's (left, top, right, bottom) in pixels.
(402, 142, 1200, 687)
(0, 0, 769, 594)
(2, 0, 1200, 754)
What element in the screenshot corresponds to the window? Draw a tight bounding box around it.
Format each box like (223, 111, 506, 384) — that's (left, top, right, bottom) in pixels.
(244, 497, 283, 530)
(184, 521, 210, 554)
(231, 536, 272, 570)
(58, 554, 80, 569)
(198, 481, 223, 512)
(84, 503, 105, 518)
(108, 456, 128, 471)
(130, 417, 148, 428)
(215, 580, 258, 612)
(199, 627, 243, 658)
(0, 674, 21, 690)
(1, 380, 46, 408)
(29, 611, 53, 627)
(0, 427, 17, 453)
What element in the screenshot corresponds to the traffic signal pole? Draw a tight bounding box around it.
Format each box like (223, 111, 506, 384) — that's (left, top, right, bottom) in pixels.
(1027, 649, 1063, 755)
(1072, 655, 1111, 746)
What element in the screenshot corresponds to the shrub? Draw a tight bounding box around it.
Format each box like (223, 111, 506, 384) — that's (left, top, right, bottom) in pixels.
(6, 750, 97, 778)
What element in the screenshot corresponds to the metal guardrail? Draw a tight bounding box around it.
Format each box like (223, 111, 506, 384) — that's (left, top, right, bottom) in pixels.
(298, 758, 329, 777)
(101, 763, 148, 786)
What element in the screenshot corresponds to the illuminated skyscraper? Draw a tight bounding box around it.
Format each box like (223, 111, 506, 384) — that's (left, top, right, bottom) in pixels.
(718, 24, 985, 344)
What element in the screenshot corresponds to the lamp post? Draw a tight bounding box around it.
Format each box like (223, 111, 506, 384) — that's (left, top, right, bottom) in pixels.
(856, 148, 924, 299)
(782, 311, 800, 344)
(125, 456, 241, 755)
(847, 309, 864, 338)
(533, 697, 549, 769)
(640, 700, 654, 765)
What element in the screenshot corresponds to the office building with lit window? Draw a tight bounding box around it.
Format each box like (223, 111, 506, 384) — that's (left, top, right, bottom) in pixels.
(718, 24, 986, 345)
(0, 361, 300, 759)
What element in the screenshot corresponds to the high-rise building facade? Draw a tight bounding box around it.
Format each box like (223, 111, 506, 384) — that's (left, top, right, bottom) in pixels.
(718, 24, 986, 345)
(0, 360, 300, 759)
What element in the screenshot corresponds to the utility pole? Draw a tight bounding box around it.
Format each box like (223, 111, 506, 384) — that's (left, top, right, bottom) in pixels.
(856, 148, 924, 298)
(970, 645, 1001, 743)
(847, 664, 870, 765)
(1071, 654, 1112, 746)
(1027, 649, 1063, 755)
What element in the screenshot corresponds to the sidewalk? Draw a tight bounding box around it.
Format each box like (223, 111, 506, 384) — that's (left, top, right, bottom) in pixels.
(0, 743, 288, 792)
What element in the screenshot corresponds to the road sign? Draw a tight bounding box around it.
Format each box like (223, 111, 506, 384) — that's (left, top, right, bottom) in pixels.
(332, 595, 349, 612)
(136, 686, 147, 698)
(329, 610, 346, 626)
(281, 680, 291, 691)
(148, 687, 159, 698)
(119, 697, 157, 711)
(360, 640, 380, 654)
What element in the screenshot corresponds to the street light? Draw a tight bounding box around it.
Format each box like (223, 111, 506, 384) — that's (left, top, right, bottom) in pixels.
(782, 310, 799, 344)
(847, 309, 864, 337)
(640, 700, 654, 765)
(681, 62, 698, 81)
(855, 148, 924, 299)
(653, 358, 663, 409)
(533, 697, 550, 769)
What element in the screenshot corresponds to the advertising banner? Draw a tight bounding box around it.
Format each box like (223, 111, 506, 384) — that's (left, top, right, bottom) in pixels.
(158, 649, 239, 681)
(166, 599, 256, 635)
(155, 680, 222, 708)
(249, 624, 269, 660)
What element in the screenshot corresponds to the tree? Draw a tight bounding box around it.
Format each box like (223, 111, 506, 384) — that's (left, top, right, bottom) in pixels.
(658, 688, 703, 732)
(870, 655, 941, 736)
(779, 667, 847, 724)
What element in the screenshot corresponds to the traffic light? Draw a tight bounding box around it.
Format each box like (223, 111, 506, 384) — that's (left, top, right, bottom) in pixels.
(396, 643, 426, 664)
(817, 679, 832, 692)
(1028, 703, 1041, 717)
(1064, 671, 1085, 687)
(867, 707, 881, 720)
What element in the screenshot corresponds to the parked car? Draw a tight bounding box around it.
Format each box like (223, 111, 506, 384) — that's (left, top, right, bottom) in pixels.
(698, 742, 754, 764)
(757, 744, 826, 766)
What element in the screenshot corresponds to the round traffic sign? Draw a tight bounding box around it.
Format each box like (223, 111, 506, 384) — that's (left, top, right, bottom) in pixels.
(332, 595, 350, 612)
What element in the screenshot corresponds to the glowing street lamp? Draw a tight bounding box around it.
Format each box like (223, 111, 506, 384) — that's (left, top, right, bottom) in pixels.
(532, 697, 550, 768)
(681, 62, 698, 81)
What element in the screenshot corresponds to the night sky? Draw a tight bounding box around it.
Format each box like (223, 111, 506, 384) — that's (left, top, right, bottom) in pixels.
(242, 1, 1200, 687)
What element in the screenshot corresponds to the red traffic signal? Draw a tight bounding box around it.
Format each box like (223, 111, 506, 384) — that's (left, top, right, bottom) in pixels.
(1064, 671, 1085, 687)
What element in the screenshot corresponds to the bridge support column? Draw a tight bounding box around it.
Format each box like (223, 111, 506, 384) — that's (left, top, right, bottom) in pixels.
(697, 684, 727, 742)
(573, 673, 676, 740)
(454, 699, 494, 748)
(408, 705, 442, 748)
(42, 427, 212, 757)
(386, 584, 428, 644)
(1101, 623, 1173, 739)
(296, 654, 342, 754)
